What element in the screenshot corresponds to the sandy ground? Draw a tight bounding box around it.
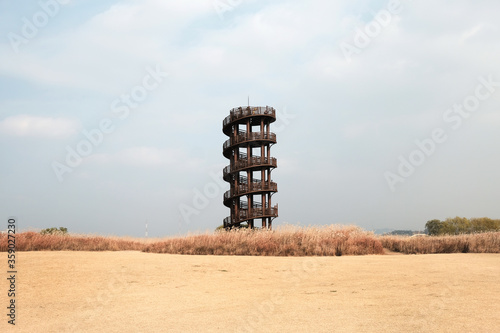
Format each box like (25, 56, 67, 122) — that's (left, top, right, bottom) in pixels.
(1, 252, 499, 333)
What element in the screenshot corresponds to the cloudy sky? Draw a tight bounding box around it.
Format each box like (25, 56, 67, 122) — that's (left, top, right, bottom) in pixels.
(1, 0, 499, 236)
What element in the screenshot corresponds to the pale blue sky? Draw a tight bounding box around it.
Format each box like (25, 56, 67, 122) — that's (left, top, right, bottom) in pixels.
(1, 0, 499, 236)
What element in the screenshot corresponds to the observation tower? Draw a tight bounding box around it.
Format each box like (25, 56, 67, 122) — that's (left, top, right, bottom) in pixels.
(223, 106, 278, 229)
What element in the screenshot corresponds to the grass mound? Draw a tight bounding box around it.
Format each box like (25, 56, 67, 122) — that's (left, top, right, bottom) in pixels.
(379, 232, 500, 254)
(143, 225, 384, 256)
(1, 231, 144, 251)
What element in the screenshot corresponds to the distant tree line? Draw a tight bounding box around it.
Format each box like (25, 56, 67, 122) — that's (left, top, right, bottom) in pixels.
(425, 217, 500, 236)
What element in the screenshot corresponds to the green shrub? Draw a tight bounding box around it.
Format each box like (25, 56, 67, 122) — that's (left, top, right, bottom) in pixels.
(425, 217, 500, 235)
(40, 227, 68, 235)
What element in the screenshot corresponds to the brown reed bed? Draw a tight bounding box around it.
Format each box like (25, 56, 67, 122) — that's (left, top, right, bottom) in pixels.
(0, 225, 383, 256)
(0, 231, 145, 252)
(379, 232, 500, 254)
(3, 227, 498, 256)
(142, 225, 384, 256)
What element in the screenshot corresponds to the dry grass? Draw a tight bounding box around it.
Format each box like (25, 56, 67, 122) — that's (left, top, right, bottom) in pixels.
(379, 232, 500, 254)
(0, 225, 383, 256)
(0, 231, 145, 252)
(143, 225, 384, 256)
(3, 227, 499, 256)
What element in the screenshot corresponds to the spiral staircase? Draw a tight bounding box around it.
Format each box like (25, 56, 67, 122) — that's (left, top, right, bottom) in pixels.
(222, 106, 278, 229)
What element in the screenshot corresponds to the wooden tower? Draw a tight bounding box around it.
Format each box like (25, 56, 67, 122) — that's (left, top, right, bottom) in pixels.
(223, 106, 278, 229)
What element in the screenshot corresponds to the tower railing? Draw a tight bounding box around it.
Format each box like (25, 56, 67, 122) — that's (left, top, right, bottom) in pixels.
(223, 181, 278, 203)
(223, 106, 276, 128)
(223, 157, 277, 181)
(223, 132, 276, 151)
(223, 204, 279, 226)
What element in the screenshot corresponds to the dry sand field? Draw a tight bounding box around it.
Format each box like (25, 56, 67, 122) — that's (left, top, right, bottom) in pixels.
(1, 252, 499, 332)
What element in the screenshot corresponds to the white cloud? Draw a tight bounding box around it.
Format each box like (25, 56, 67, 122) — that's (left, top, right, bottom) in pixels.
(0, 115, 78, 138)
(0, 0, 213, 93)
(118, 146, 175, 167)
(87, 146, 204, 170)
